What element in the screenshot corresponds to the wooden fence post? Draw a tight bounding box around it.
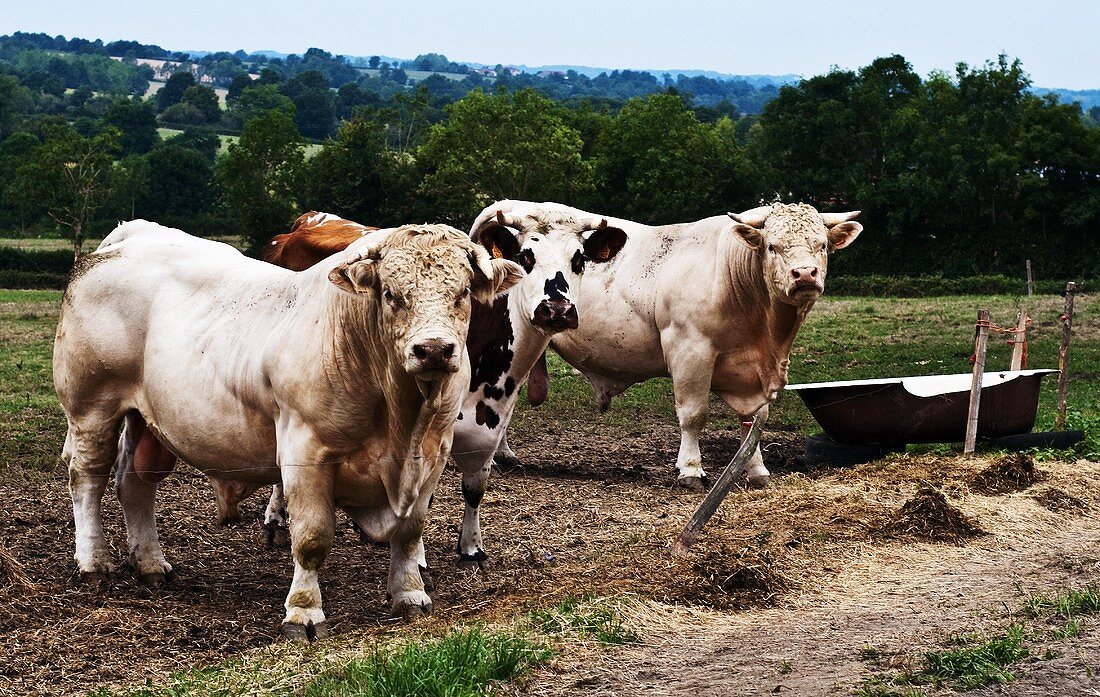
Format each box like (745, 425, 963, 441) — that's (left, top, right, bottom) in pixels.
(964, 309, 990, 454)
(1010, 309, 1029, 371)
(1056, 282, 1077, 430)
(1026, 259, 1034, 297)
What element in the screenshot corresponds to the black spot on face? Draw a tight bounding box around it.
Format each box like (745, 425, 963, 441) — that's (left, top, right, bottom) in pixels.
(571, 250, 586, 275)
(504, 377, 516, 396)
(516, 249, 535, 273)
(474, 401, 501, 429)
(456, 412, 463, 421)
(483, 384, 505, 400)
(543, 272, 569, 301)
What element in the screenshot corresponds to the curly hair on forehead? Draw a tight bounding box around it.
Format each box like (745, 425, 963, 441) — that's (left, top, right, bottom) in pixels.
(763, 203, 827, 233)
(382, 223, 472, 251)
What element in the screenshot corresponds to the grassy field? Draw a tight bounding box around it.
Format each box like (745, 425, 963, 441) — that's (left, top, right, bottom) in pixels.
(0, 235, 247, 252)
(1, 289, 1097, 694)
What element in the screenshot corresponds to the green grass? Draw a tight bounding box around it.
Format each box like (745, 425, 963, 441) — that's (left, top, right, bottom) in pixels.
(302, 628, 551, 697)
(528, 595, 638, 646)
(104, 627, 551, 697)
(921, 624, 1030, 689)
(1022, 584, 1100, 620)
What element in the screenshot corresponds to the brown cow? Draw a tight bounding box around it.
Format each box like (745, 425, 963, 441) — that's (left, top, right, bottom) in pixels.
(263, 211, 380, 270)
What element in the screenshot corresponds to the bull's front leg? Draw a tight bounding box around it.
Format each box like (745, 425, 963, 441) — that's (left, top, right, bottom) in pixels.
(388, 452, 447, 619)
(665, 340, 717, 490)
(451, 425, 499, 568)
(276, 427, 336, 641)
(262, 484, 290, 547)
(725, 400, 771, 488)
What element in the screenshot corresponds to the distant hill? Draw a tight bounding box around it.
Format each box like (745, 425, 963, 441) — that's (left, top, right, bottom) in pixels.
(1034, 87, 1100, 112)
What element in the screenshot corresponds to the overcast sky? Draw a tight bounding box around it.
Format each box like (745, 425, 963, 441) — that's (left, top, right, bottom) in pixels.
(3, 0, 1097, 89)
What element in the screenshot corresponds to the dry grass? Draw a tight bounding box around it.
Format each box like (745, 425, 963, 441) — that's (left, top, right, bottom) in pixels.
(970, 453, 1045, 495)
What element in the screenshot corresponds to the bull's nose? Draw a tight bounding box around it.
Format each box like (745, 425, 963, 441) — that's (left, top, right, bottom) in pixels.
(532, 300, 579, 330)
(411, 339, 457, 371)
(790, 266, 819, 284)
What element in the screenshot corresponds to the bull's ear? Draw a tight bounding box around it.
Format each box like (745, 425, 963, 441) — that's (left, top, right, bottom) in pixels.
(728, 217, 765, 249)
(827, 221, 862, 250)
(469, 248, 524, 303)
(328, 256, 378, 294)
(472, 221, 522, 261)
(583, 226, 627, 263)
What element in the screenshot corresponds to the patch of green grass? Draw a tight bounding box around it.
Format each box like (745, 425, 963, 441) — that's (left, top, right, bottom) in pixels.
(528, 595, 638, 646)
(303, 628, 551, 697)
(1022, 584, 1100, 620)
(921, 623, 1029, 689)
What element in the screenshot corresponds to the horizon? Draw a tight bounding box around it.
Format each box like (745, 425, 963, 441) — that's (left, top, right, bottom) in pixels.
(2, 0, 1098, 90)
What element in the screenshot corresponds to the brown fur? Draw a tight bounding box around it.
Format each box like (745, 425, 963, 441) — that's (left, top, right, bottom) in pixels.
(262, 211, 379, 270)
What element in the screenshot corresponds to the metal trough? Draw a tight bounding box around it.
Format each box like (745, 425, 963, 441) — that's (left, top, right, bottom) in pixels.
(786, 369, 1057, 447)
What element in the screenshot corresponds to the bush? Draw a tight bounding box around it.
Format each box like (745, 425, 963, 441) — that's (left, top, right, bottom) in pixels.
(0, 248, 74, 275)
(0, 270, 67, 289)
(827, 275, 1088, 297)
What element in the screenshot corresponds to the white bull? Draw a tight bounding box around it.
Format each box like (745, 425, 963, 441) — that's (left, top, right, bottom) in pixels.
(541, 202, 863, 487)
(53, 220, 521, 637)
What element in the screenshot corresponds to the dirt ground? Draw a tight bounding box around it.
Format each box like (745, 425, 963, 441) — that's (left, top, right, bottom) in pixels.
(1, 419, 1098, 696)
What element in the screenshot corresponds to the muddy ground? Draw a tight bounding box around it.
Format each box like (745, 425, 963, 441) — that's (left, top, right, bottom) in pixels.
(1, 419, 1098, 696)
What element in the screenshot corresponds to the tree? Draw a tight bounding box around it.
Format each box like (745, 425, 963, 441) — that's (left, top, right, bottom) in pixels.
(11, 123, 118, 258)
(232, 84, 295, 125)
(417, 89, 594, 224)
(164, 127, 221, 161)
(301, 115, 414, 226)
(368, 56, 381, 70)
(592, 92, 759, 224)
(105, 97, 158, 154)
(156, 70, 196, 112)
(215, 109, 304, 252)
(0, 130, 40, 231)
(140, 143, 214, 220)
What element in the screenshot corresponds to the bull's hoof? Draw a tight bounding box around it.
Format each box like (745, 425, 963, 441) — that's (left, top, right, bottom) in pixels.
(218, 514, 243, 527)
(457, 549, 489, 571)
(79, 570, 111, 587)
(493, 451, 521, 469)
(282, 620, 328, 642)
(262, 522, 291, 549)
(137, 572, 166, 588)
(392, 596, 433, 621)
(419, 565, 436, 592)
(676, 476, 706, 491)
(746, 473, 771, 489)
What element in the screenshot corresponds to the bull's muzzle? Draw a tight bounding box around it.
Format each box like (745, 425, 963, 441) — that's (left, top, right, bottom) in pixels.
(788, 266, 824, 300)
(532, 300, 578, 330)
(407, 338, 459, 375)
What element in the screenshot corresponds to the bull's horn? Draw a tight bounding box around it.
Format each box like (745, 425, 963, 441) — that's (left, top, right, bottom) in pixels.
(728, 205, 772, 227)
(578, 216, 609, 232)
(494, 210, 525, 230)
(821, 210, 862, 227)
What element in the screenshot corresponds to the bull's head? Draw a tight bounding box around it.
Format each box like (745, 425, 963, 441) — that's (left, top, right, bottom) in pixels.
(329, 224, 523, 379)
(470, 207, 627, 333)
(728, 203, 862, 306)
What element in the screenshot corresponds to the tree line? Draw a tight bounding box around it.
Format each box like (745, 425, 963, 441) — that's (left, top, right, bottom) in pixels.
(0, 45, 1097, 279)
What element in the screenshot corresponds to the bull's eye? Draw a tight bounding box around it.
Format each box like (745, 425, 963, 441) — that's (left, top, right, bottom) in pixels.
(515, 249, 535, 273)
(820, 242, 828, 253)
(571, 250, 586, 274)
(382, 289, 402, 309)
(767, 244, 776, 254)
(455, 287, 470, 306)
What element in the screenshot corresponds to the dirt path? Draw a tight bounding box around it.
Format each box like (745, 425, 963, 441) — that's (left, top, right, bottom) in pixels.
(527, 477, 1100, 696)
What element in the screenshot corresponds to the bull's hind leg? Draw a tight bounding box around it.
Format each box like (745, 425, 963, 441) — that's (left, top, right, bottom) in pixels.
(64, 414, 122, 580)
(114, 412, 173, 586)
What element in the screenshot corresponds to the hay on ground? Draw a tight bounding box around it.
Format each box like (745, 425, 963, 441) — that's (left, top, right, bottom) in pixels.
(0, 542, 32, 588)
(877, 484, 986, 544)
(1031, 487, 1088, 514)
(969, 453, 1044, 495)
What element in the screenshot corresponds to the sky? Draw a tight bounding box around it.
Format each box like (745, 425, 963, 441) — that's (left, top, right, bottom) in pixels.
(3, 0, 1098, 89)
